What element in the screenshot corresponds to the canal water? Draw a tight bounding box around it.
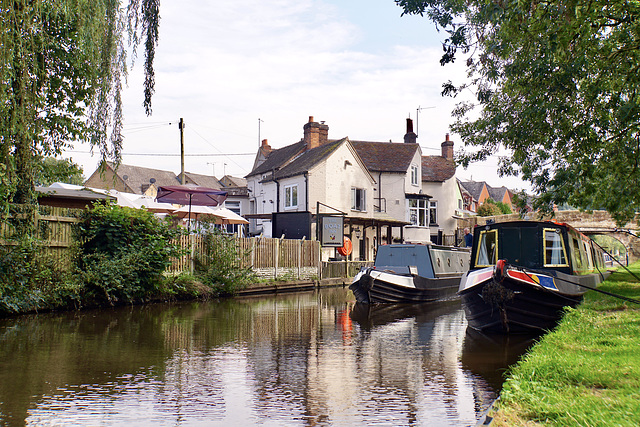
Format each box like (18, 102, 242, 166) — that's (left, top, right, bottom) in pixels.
(0, 288, 538, 426)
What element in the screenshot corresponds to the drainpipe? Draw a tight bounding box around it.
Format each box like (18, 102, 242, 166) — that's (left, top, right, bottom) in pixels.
(304, 172, 309, 212)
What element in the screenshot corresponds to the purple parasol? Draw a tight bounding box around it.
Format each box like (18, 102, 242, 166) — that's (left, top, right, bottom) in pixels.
(156, 185, 228, 232)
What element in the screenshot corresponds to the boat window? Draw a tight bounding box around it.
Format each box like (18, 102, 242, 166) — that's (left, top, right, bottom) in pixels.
(476, 230, 498, 267)
(583, 240, 594, 269)
(543, 228, 568, 267)
(571, 237, 584, 270)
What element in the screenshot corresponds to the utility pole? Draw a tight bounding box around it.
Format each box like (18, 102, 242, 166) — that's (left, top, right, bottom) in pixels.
(179, 118, 185, 184)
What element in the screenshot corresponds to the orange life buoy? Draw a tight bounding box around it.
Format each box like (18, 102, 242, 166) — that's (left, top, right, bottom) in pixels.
(337, 236, 353, 256)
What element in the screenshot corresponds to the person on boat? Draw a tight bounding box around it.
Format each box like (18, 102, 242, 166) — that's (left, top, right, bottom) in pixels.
(464, 227, 473, 247)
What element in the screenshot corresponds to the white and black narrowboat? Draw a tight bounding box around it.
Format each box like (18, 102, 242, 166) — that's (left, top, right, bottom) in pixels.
(350, 244, 471, 304)
(458, 220, 610, 334)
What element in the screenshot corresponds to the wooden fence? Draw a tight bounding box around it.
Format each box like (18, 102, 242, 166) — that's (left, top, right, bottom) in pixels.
(0, 207, 79, 269)
(167, 236, 325, 280)
(1, 210, 366, 280)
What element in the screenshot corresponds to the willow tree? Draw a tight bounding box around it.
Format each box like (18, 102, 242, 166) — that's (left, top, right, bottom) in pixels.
(0, 0, 159, 209)
(396, 0, 640, 225)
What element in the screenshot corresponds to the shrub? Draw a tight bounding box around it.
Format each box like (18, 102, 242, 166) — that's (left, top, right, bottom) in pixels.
(193, 228, 256, 296)
(74, 203, 183, 305)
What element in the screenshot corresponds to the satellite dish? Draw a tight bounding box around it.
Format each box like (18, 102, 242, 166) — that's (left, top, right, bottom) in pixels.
(123, 175, 128, 180)
(150, 178, 156, 184)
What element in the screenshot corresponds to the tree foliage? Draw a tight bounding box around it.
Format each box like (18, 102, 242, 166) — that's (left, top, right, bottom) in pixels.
(0, 0, 159, 209)
(36, 157, 85, 186)
(396, 0, 640, 224)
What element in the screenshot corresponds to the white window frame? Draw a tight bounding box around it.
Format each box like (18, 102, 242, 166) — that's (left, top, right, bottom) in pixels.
(284, 184, 298, 209)
(409, 199, 428, 227)
(410, 164, 419, 186)
(351, 187, 366, 212)
(429, 201, 438, 226)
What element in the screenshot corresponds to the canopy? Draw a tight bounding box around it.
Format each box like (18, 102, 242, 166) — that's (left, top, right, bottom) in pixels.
(210, 207, 249, 225)
(156, 185, 227, 206)
(135, 195, 176, 213)
(173, 205, 224, 220)
(157, 185, 228, 232)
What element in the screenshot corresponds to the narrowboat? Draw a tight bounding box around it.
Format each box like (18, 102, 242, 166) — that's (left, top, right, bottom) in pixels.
(349, 244, 470, 304)
(459, 220, 609, 334)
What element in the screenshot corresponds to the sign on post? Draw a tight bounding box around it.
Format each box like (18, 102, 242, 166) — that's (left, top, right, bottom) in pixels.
(320, 215, 344, 247)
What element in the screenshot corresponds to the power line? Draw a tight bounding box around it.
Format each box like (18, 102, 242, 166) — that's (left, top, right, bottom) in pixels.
(67, 150, 254, 157)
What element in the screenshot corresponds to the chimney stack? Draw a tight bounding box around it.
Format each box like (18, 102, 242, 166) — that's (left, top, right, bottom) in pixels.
(404, 118, 417, 144)
(303, 116, 329, 150)
(261, 139, 272, 154)
(441, 133, 454, 160)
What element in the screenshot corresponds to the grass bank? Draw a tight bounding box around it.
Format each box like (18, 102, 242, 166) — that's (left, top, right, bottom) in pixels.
(490, 262, 640, 426)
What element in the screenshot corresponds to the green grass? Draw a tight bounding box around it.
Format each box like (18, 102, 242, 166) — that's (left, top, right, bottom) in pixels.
(492, 262, 640, 426)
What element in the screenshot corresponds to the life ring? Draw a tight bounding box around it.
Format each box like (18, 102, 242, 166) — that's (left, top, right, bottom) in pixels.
(337, 236, 353, 256)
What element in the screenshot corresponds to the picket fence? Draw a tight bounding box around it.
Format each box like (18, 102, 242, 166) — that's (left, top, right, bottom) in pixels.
(168, 235, 324, 280)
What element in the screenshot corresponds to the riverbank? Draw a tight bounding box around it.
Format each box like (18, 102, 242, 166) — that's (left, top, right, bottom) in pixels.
(488, 262, 640, 426)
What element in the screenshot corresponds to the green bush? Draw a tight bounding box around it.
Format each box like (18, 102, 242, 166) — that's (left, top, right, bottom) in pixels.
(477, 198, 512, 216)
(193, 228, 255, 296)
(74, 203, 183, 305)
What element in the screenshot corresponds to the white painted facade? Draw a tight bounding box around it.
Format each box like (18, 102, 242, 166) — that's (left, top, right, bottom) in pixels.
(422, 175, 462, 241)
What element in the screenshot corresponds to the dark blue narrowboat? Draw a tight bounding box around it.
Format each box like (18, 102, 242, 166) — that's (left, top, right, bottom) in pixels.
(458, 220, 610, 334)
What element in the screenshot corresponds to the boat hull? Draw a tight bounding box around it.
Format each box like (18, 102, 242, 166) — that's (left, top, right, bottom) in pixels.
(350, 268, 460, 304)
(458, 266, 602, 334)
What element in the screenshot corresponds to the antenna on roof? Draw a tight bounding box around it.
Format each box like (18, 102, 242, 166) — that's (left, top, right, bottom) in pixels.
(416, 105, 435, 138)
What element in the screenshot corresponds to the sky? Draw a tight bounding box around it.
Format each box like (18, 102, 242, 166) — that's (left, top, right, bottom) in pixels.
(63, 0, 530, 191)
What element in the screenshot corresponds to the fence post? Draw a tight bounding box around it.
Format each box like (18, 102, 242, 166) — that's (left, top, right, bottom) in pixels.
(298, 240, 302, 279)
(190, 234, 195, 275)
(317, 241, 322, 280)
(274, 238, 279, 279)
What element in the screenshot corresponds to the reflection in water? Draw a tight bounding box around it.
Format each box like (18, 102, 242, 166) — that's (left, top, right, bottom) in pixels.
(0, 289, 534, 426)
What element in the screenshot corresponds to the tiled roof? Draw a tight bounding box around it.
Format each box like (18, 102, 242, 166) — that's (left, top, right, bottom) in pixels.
(488, 186, 509, 202)
(272, 139, 346, 180)
(182, 172, 222, 189)
(350, 141, 419, 173)
(103, 162, 180, 194)
(421, 155, 456, 182)
(246, 140, 306, 178)
(459, 181, 487, 201)
(221, 175, 247, 188)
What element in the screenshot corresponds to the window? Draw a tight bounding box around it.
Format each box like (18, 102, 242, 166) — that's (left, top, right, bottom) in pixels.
(409, 199, 428, 226)
(476, 230, 498, 266)
(410, 164, 419, 186)
(284, 184, 298, 209)
(429, 201, 437, 225)
(352, 188, 366, 211)
(543, 228, 568, 266)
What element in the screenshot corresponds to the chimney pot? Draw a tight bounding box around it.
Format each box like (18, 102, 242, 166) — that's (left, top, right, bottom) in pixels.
(308, 116, 314, 123)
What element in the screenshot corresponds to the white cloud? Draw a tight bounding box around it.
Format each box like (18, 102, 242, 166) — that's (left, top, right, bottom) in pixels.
(67, 0, 529, 192)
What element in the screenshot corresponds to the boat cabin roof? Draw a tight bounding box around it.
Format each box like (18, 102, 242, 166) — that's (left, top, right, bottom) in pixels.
(469, 220, 604, 274)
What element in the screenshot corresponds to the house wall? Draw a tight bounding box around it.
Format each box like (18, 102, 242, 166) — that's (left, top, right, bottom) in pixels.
(308, 143, 376, 261)
(423, 176, 460, 238)
(85, 168, 129, 193)
(247, 174, 277, 236)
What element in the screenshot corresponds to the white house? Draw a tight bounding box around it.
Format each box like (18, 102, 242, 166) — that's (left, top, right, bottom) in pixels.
(246, 116, 463, 260)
